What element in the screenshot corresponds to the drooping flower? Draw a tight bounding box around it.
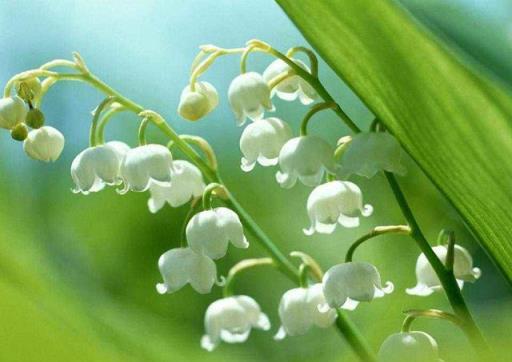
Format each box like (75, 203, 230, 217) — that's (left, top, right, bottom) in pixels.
(71, 141, 130, 194)
(23, 126, 65, 162)
(262, 58, 317, 105)
(407, 244, 481, 297)
(304, 180, 373, 235)
(177, 81, 219, 121)
(228, 72, 273, 125)
(274, 283, 336, 340)
(378, 331, 442, 362)
(239, 117, 292, 172)
(0, 96, 27, 129)
(321, 262, 393, 311)
(201, 295, 270, 351)
(338, 132, 406, 179)
(147, 160, 205, 213)
(119, 144, 173, 193)
(156, 247, 217, 295)
(186, 207, 248, 260)
(275, 135, 336, 188)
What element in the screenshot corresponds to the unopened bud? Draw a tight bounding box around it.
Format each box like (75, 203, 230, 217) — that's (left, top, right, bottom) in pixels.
(10, 123, 29, 141)
(26, 108, 45, 128)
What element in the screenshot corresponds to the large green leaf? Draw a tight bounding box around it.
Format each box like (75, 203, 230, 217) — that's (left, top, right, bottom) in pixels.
(277, 0, 512, 283)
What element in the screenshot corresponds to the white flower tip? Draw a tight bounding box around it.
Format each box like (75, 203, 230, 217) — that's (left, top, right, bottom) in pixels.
(273, 326, 286, 341)
(382, 281, 394, 294)
(362, 204, 373, 217)
(240, 158, 255, 172)
(275, 171, 295, 189)
(156, 283, 168, 295)
(405, 284, 434, 297)
(257, 313, 271, 331)
(341, 298, 359, 311)
(303, 226, 315, 236)
(317, 303, 331, 314)
(116, 185, 129, 195)
(215, 275, 226, 287)
(200, 335, 217, 352)
(472, 267, 482, 280)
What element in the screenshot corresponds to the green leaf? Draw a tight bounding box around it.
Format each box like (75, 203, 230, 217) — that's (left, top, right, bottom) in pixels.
(277, 0, 512, 283)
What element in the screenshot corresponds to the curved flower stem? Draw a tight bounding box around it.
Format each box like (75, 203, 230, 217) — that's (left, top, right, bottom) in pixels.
(38, 59, 376, 362)
(90, 96, 117, 146)
(180, 197, 201, 248)
(223, 257, 275, 297)
(345, 225, 411, 262)
(137, 116, 151, 145)
(202, 182, 227, 210)
(401, 309, 464, 333)
(286, 46, 319, 77)
(300, 101, 337, 136)
(96, 106, 128, 144)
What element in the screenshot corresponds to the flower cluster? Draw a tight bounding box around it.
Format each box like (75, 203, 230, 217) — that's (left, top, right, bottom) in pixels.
(1, 41, 484, 360)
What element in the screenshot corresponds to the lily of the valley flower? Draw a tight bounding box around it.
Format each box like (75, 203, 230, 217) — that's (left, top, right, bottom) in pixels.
(201, 295, 270, 351)
(304, 181, 373, 235)
(377, 331, 442, 362)
(187, 207, 248, 260)
(339, 132, 406, 179)
(322, 262, 393, 311)
(156, 247, 217, 295)
(71, 141, 130, 194)
(276, 135, 336, 188)
(239, 117, 292, 172)
(147, 160, 205, 213)
(228, 72, 273, 125)
(262, 58, 317, 105)
(0, 96, 27, 129)
(178, 81, 219, 121)
(274, 283, 336, 340)
(407, 244, 481, 297)
(23, 126, 65, 162)
(119, 144, 173, 193)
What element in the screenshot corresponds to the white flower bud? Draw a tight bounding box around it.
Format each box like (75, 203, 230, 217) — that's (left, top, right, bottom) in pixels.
(228, 72, 273, 126)
(201, 295, 270, 351)
(274, 283, 336, 340)
(23, 126, 64, 162)
(276, 135, 336, 189)
(378, 331, 441, 362)
(0, 96, 27, 129)
(407, 244, 481, 297)
(156, 247, 217, 295)
(239, 117, 292, 172)
(71, 141, 130, 194)
(177, 81, 219, 121)
(304, 181, 373, 235)
(339, 132, 406, 179)
(262, 58, 317, 105)
(186, 207, 248, 260)
(119, 144, 173, 193)
(147, 160, 205, 213)
(322, 262, 393, 311)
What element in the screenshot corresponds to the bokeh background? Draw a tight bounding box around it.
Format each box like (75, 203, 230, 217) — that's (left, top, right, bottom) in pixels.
(1, 1, 511, 361)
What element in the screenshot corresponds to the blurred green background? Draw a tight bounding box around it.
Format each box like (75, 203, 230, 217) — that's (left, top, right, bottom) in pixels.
(0, 1, 511, 361)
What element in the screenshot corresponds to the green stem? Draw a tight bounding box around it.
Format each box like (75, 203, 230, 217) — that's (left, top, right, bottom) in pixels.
(300, 101, 336, 136)
(137, 117, 151, 145)
(336, 310, 377, 362)
(401, 309, 464, 333)
(223, 257, 275, 297)
(202, 182, 225, 210)
(90, 97, 116, 146)
(385, 172, 491, 359)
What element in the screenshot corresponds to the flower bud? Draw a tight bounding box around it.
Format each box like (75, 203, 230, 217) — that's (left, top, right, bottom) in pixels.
(201, 295, 270, 351)
(177, 81, 218, 121)
(0, 96, 27, 130)
(25, 108, 45, 129)
(275, 135, 336, 188)
(15, 78, 42, 101)
(228, 72, 273, 126)
(274, 283, 336, 340)
(23, 126, 65, 162)
(186, 207, 248, 260)
(10, 123, 28, 141)
(378, 331, 441, 362)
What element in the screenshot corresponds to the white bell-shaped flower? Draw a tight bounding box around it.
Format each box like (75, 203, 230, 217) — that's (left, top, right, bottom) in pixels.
(71, 141, 130, 194)
(23, 126, 64, 162)
(407, 244, 481, 297)
(276, 135, 336, 189)
(156, 247, 217, 295)
(274, 283, 336, 340)
(147, 160, 205, 213)
(119, 144, 173, 193)
(177, 81, 219, 121)
(239, 117, 292, 172)
(228, 72, 273, 125)
(262, 58, 317, 105)
(322, 262, 393, 311)
(186, 207, 248, 260)
(0, 96, 27, 129)
(201, 295, 271, 351)
(339, 132, 406, 179)
(378, 331, 442, 362)
(304, 181, 373, 235)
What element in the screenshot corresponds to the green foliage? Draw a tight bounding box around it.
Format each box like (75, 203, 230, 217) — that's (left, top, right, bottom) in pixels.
(277, 0, 512, 283)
